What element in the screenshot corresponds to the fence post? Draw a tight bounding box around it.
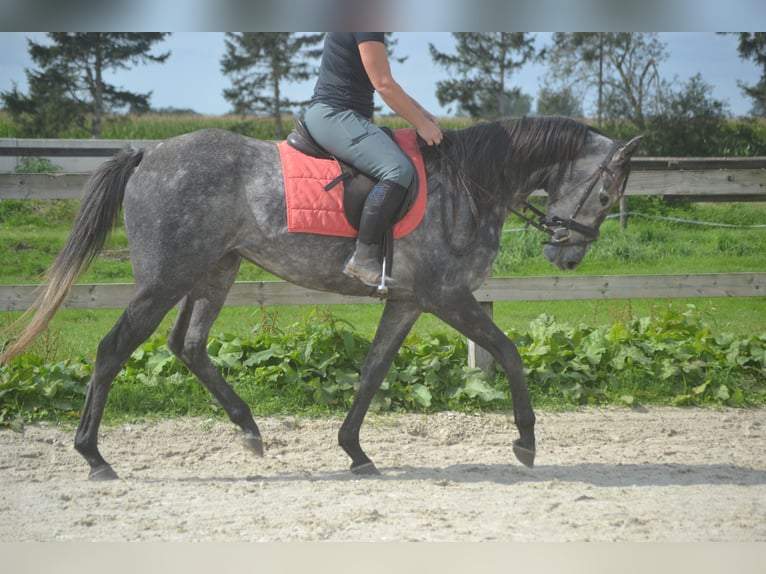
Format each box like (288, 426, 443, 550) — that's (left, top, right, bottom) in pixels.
(620, 196, 628, 229)
(467, 301, 495, 376)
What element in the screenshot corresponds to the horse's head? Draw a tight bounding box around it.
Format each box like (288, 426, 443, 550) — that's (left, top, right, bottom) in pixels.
(540, 134, 643, 271)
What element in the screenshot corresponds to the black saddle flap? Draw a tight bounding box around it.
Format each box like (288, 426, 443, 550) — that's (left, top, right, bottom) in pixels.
(286, 116, 334, 160)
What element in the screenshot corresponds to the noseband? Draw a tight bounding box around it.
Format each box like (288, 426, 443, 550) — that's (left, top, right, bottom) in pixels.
(510, 141, 629, 246)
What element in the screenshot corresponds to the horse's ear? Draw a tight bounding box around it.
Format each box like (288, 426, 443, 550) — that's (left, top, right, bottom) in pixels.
(617, 136, 643, 163)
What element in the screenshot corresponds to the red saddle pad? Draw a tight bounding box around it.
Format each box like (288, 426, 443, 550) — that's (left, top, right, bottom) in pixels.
(278, 128, 427, 239)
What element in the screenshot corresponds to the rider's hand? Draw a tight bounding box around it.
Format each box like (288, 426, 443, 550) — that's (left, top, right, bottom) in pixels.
(417, 119, 443, 147)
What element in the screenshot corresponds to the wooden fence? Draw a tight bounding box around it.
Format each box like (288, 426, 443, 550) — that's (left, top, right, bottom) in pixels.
(2, 139, 765, 368)
(2, 137, 766, 202)
(1, 274, 764, 313)
(3, 156, 766, 202)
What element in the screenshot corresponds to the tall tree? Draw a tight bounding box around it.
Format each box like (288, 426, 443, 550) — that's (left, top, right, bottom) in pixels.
(731, 32, 766, 116)
(535, 85, 584, 117)
(2, 67, 85, 138)
(220, 32, 324, 139)
(429, 33, 538, 119)
(1, 33, 170, 138)
(646, 73, 729, 155)
(544, 33, 667, 129)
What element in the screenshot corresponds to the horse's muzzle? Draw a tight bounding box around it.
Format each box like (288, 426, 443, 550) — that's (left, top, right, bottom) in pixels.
(543, 242, 589, 271)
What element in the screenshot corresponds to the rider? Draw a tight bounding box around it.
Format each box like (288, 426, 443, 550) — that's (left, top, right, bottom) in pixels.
(304, 32, 443, 287)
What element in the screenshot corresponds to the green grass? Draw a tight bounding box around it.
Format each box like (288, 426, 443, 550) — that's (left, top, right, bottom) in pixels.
(0, 111, 476, 141)
(3, 298, 764, 366)
(499, 203, 766, 276)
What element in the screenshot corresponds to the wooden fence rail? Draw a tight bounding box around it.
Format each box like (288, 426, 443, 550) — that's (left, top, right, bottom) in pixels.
(2, 160, 766, 201)
(2, 274, 764, 313)
(1, 138, 766, 201)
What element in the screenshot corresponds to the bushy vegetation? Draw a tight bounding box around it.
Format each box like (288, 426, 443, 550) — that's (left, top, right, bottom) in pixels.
(2, 305, 764, 430)
(509, 307, 766, 408)
(607, 116, 766, 157)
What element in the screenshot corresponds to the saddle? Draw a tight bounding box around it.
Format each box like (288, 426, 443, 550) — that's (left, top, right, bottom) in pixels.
(285, 115, 419, 233)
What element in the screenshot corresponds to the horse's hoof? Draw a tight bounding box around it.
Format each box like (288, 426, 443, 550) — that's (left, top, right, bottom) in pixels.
(350, 461, 380, 476)
(242, 432, 264, 457)
(88, 464, 119, 481)
(513, 441, 536, 468)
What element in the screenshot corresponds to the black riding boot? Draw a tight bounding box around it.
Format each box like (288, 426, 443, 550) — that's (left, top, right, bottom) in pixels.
(343, 179, 408, 287)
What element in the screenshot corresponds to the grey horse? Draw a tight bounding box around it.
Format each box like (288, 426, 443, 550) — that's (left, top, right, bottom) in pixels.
(1, 116, 642, 479)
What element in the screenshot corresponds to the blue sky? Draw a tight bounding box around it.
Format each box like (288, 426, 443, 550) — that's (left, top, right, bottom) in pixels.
(0, 32, 762, 118)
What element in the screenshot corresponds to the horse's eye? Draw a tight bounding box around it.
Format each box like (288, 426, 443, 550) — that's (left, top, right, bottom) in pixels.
(598, 190, 610, 207)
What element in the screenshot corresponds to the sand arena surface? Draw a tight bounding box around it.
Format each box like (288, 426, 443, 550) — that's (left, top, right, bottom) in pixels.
(1, 407, 764, 542)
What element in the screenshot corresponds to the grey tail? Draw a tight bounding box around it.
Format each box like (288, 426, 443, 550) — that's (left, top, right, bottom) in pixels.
(1, 146, 144, 363)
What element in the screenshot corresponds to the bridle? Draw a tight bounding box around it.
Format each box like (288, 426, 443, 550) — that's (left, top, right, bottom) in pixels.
(433, 135, 631, 255)
(509, 141, 630, 246)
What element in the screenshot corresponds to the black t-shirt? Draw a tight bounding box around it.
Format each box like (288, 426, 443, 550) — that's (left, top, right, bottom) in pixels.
(311, 32, 386, 119)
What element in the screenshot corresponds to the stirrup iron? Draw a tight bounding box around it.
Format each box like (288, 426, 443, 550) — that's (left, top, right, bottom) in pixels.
(377, 256, 388, 295)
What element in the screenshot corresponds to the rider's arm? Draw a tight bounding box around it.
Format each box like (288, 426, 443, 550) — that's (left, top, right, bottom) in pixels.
(358, 40, 443, 146)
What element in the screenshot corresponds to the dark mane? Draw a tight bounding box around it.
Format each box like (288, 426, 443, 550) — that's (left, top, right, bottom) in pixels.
(426, 116, 600, 208)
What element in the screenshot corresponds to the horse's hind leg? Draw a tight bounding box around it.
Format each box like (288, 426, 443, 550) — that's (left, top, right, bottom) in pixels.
(166, 253, 263, 456)
(75, 291, 181, 480)
(428, 290, 536, 467)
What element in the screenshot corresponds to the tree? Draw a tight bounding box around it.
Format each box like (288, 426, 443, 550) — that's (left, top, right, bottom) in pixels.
(544, 33, 667, 129)
(429, 33, 539, 119)
(535, 85, 584, 117)
(220, 33, 324, 139)
(2, 67, 85, 138)
(1, 33, 170, 138)
(731, 32, 766, 116)
(645, 73, 729, 155)
(493, 90, 533, 117)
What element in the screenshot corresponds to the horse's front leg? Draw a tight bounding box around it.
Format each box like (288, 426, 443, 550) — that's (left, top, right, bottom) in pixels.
(338, 299, 421, 475)
(428, 289, 536, 467)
